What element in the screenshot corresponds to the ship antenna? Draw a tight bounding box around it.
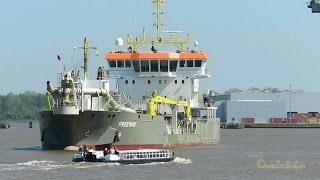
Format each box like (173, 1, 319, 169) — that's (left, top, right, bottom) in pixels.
(127, 0, 190, 52)
(74, 38, 97, 82)
(154, 0, 163, 41)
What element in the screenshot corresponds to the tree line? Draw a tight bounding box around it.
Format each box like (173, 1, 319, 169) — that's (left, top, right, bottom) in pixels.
(0, 91, 47, 120)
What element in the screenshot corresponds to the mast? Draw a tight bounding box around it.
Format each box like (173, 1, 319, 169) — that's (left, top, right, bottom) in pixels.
(155, 0, 162, 41)
(83, 38, 89, 80)
(74, 38, 97, 82)
(127, 0, 190, 52)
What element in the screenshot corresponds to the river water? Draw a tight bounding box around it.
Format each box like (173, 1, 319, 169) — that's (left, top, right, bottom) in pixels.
(0, 122, 319, 180)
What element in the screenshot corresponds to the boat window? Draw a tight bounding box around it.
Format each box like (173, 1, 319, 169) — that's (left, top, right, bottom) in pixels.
(187, 60, 193, 67)
(109, 61, 116, 67)
(164, 80, 167, 84)
(117, 61, 125, 67)
(169, 60, 178, 72)
(132, 80, 135, 84)
(159, 80, 162, 84)
(125, 80, 128, 84)
(182, 80, 184, 84)
(160, 60, 168, 72)
(180, 60, 185, 67)
(132, 61, 140, 72)
(148, 80, 151, 84)
(125, 61, 132, 67)
(141, 60, 150, 72)
(150, 60, 159, 72)
(195, 60, 202, 67)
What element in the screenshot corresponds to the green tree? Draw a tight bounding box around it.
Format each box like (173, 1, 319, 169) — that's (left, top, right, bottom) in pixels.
(247, 87, 261, 92)
(224, 88, 243, 94)
(0, 91, 47, 120)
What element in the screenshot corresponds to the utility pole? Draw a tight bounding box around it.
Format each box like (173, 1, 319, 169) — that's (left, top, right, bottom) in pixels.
(289, 84, 292, 124)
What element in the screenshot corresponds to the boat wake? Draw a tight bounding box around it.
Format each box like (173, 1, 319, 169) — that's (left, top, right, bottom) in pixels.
(173, 157, 192, 164)
(73, 162, 120, 169)
(0, 160, 72, 172)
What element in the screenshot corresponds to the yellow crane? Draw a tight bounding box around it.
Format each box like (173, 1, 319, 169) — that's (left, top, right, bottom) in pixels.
(146, 90, 191, 118)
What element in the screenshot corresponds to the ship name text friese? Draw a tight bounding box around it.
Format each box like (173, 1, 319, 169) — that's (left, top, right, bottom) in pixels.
(118, 122, 137, 128)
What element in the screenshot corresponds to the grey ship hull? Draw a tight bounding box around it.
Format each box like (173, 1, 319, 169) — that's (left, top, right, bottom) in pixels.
(38, 111, 220, 150)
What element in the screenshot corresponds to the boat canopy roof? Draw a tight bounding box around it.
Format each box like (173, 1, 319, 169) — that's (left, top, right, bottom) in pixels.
(104, 51, 208, 61)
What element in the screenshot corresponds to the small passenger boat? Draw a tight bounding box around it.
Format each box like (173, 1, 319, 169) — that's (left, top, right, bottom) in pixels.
(72, 148, 175, 164)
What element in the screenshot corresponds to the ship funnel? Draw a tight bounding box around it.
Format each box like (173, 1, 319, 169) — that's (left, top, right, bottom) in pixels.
(47, 81, 54, 93)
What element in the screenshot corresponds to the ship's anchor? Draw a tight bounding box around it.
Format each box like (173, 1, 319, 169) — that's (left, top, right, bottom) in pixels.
(85, 130, 90, 137)
(113, 130, 120, 143)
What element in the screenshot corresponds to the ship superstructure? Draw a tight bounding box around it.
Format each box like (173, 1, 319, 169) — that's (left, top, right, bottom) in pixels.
(38, 0, 220, 150)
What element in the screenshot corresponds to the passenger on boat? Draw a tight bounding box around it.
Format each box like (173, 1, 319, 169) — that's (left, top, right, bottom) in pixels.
(110, 148, 115, 154)
(83, 144, 88, 152)
(103, 148, 109, 156)
(79, 145, 84, 152)
(89, 147, 95, 153)
(114, 147, 119, 155)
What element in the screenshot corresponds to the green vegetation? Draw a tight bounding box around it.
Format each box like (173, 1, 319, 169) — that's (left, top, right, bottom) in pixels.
(0, 91, 47, 120)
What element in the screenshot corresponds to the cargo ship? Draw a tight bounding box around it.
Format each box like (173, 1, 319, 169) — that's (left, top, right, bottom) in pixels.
(38, 0, 220, 150)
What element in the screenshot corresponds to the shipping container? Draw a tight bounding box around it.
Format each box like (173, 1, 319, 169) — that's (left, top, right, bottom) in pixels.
(307, 117, 319, 124)
(242, 118, 254, 124)
(270, 118, 285, 123)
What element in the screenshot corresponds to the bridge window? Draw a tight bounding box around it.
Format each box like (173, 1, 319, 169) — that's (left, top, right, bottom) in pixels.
(159, 80, 162, 84)
(195, 60, 202, 67)
(187, 60, 193, 67)
(117, 61, 124, 67)
(133, 61, 140, 72)
(141, 60, 149, 72)
(164, 80, 167, 84)
(132, 80, 135, 84)
(125, 80, 128, 84)
(160, 60, 168, 72)
(125, 61, 131, 67)
(169, 60, 178, 72)
(109, 61, 116, 67)
(179, 60, 185, 67)
(151, 60, 159, 72)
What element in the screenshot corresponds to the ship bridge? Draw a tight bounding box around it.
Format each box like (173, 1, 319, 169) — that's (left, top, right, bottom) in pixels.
(104, 51, 211, 78)
(101, 0, 212, 109)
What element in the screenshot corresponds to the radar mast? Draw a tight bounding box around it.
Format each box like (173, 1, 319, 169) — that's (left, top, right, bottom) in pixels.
(127, 0, 190, 52)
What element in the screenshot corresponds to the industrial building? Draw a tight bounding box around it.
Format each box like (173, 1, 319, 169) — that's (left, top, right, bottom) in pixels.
(211, 91, 320, 123)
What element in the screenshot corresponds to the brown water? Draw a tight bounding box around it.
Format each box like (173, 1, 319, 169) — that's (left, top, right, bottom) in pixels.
(0, 122, 319, 180)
